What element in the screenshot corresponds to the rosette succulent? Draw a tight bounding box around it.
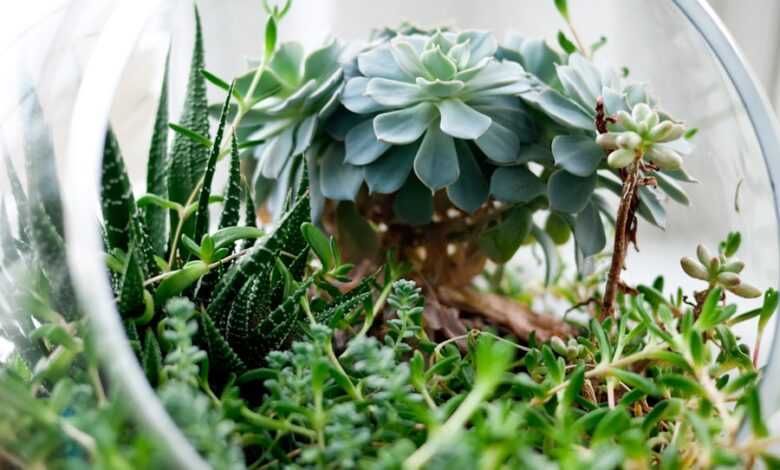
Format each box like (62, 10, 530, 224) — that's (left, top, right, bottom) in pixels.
(596, 102, 686, 170)
(681, 239, 761, 299)
(329, 30, 532, 219)
(235, 40, 344, 211)
(495, 41, 696, 257)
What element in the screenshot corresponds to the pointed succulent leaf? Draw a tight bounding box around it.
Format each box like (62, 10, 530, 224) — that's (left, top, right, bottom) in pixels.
(29, 202, 76, 320)
(219, 134, 243, 230)
(168, 7, 210, 242)
(21, 89, 64, 236)
(200, 310, 246, 374)
(314, 278, 374, 326)
(194, 82, 234, 244)
(145, 53, 170, 257)
(142, 329, 163, 387)
(118, 247, 146, 318)
(101, 128, 135, 251)
(4, 156, 30, 242)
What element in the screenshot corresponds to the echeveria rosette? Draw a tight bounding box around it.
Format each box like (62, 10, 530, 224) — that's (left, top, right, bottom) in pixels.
(334, 30, 533, 222)
(236, 40, 344, 213)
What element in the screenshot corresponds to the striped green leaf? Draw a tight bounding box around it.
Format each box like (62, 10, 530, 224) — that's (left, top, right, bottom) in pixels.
(168, 6, 210, 244)
(145, 51, 171, 257)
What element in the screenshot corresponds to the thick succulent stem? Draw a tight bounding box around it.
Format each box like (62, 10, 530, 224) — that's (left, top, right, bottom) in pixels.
(602, 163, 640, 318)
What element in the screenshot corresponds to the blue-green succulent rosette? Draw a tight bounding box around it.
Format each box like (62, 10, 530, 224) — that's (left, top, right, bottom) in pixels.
(323, 30, 536, 224)
(498, 35, 695, 259)
(234, 39, 344, 215)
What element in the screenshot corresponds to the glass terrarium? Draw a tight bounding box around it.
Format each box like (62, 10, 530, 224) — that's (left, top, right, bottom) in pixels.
(2, 0, 780, 467)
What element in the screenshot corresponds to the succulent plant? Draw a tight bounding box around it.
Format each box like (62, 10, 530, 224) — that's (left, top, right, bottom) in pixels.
(680, 234, 761, 298)
(329, 29, 532, 219)
(596, 102, 687, 171)
(495, 41, 696, 258)
(233, 40, 344, 213)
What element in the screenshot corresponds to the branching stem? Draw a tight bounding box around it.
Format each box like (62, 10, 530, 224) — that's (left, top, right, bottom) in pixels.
(602, 163, 640, 318)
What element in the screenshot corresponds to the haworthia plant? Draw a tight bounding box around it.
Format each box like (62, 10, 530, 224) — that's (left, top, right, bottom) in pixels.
(168, 7, 210, 245)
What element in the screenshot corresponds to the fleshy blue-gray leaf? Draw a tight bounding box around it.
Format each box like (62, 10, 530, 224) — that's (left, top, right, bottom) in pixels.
(373, 102, 436, 144)
(552, 134, 604, 177)
(490, 166, 545, 203)
(345, 119, 390, 165)
(437, 99, 491, 140)
(475, 120, 521, 163)
(548, 170, 596, 213)
(320, 143, 363, 201)
(574, 201, 606, 257)
(365, 142, 417, 194)
(414, 124, 459, 191)
(447, 141, 489, 213)
(479, 206, 532, 263)
(394, 175, 433, 225)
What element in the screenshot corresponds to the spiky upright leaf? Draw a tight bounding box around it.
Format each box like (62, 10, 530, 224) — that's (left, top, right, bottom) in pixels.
(207, 193, 310, 327)
(225, 275, 262, 355)
(142, 328, 163, 386)
(253, 277, 315, 358)
(3, 157, 29, 243)
(200, 310, 247, 374)
(29, 202, 76, 320)
(21, 90, 64, 236)
(117, 247, 145, 318)
(145, 52, 171, 257)
(101, 128, 135, 251)
(219, 134, 242, 230)
(129, 213, 159, 277)
(194, 82, 234, 244)
(0, 201, 19, 264)
(314, 277, 374, 326)
(168, 7, 209, 243)
(125, 320, 142, 357)
(241, 182, 258, 250)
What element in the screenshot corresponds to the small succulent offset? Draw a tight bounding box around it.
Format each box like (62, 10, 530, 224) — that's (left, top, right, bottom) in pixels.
(596, 102, 687, 171)
(680, 232, 762, 298)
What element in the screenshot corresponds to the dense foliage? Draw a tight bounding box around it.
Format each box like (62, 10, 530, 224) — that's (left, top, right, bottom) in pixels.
(1, 1, 779, 469)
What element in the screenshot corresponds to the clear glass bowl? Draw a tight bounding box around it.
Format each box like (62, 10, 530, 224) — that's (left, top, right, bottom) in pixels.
(3, 0, 780, 466)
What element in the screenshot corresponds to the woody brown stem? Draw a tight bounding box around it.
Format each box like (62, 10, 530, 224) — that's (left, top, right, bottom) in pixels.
(602, 163, 640, 318)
